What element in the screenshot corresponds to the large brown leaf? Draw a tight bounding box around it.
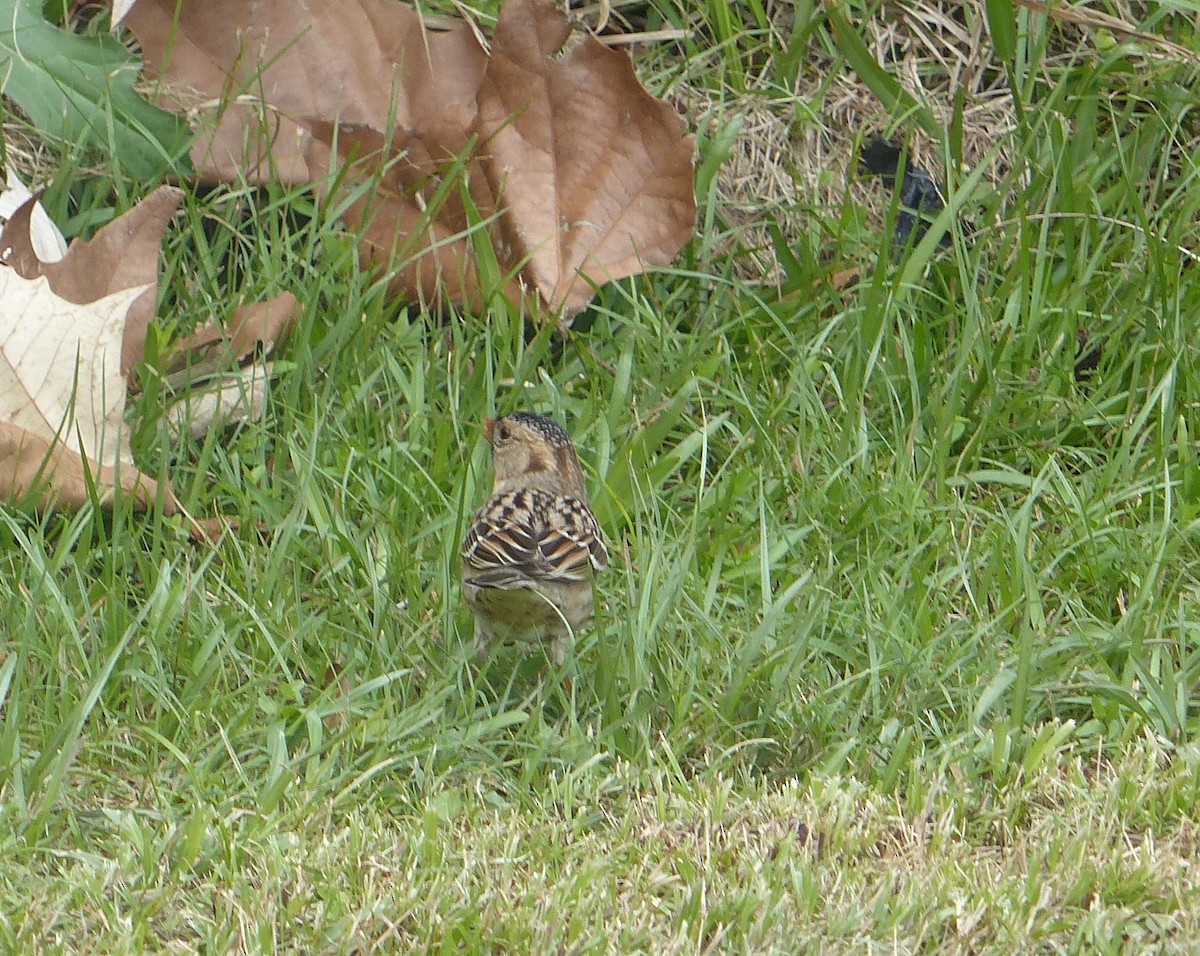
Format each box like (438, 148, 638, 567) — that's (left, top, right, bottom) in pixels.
(124, 0, 487, 184)
(478, 0, 696, 316)
(304, 123, 523, 311)
(122, 0, 695, 322)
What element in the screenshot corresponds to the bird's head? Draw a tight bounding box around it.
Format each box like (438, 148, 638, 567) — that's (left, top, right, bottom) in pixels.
(485, 411, 588, 499)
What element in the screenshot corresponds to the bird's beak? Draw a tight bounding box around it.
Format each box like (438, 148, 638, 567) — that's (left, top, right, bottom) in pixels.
(482, 418, 495, 444)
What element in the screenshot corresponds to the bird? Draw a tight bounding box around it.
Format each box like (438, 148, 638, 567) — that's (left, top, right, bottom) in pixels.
(460, 411, 608, 668)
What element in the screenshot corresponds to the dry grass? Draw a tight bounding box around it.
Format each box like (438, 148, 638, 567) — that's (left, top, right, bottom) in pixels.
(678, 0, 1200, 282)
(10, 739, 1200, 953)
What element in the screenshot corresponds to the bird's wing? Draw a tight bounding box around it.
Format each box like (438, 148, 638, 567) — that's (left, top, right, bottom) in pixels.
(462, 489, 607, 588)
(540, 494, 609, 580)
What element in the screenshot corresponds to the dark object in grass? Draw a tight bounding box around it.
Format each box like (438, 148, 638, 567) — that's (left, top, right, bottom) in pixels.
(860, 135, 965, 251)
(1074, 329, 1102, 380)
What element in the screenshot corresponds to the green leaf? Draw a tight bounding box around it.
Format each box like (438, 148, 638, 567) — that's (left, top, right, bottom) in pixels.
(984, 0, 1017, 62)
(0, 0, 192, 180)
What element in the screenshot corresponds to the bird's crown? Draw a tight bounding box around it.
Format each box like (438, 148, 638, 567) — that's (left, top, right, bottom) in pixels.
(501, 411, 574, 448)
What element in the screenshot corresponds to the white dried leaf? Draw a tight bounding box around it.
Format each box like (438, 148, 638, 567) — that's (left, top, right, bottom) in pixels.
(112, 0, 138, 27)
(0, 269, 146, 468)
(165, 360, 274, 441)
(0, 168, 68, 264)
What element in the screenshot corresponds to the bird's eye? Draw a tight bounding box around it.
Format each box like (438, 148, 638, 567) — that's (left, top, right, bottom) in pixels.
(497, 425, 511, 441)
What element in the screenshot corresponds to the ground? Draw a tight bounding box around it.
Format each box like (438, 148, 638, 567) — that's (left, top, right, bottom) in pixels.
(3, 0, 1200, 952)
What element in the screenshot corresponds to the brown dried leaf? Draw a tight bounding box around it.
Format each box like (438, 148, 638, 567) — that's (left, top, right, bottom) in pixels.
(0, 421, 176, 512)
(124, 0, 487, 185)
(477, 0, 695, 318)
(126, 0, 496, 308)
(162, 291, 301, 385)
(122, 0, 694, 320)
(158, 292, 302, 443)
(186, 514, 240, 545)
(305, 124, 525, 310)
(0, 186, 184, 375)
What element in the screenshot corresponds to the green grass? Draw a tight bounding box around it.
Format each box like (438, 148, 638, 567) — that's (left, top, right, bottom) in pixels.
(3, 0, 1200, 951)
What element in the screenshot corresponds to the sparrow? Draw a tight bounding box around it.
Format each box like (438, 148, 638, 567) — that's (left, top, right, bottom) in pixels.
(461, 411, 608, 667)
